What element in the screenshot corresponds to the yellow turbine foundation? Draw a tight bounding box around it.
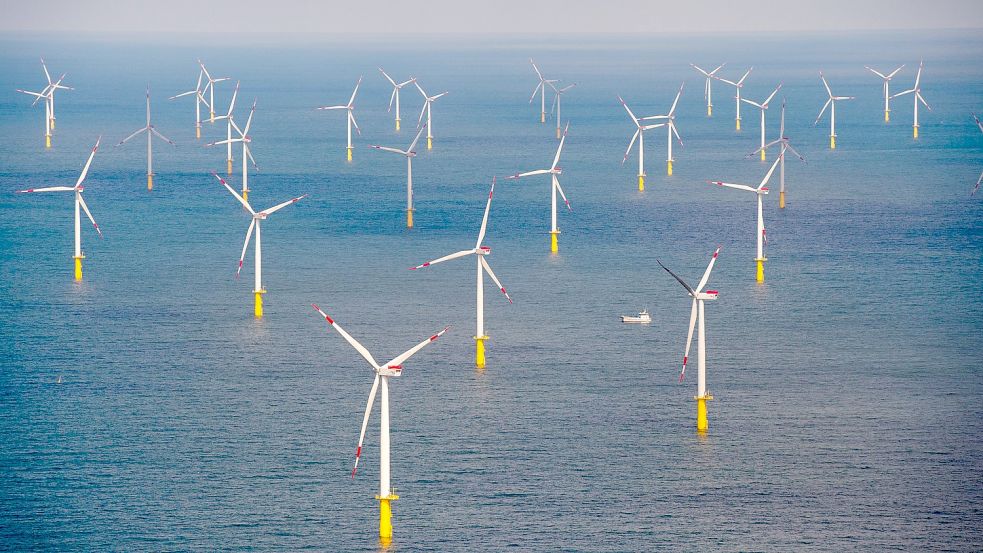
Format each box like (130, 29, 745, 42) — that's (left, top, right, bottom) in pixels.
(696, 395, 712, 433)
(73, 255, 83, 282)
(50, 118, 55, 130)
(475, 335, 489, 368)
(45, 135, 51, 149)
(556, 127, 561, 139)
(196, 126, 201, 139)
(638, 175, 645, 191)
(242, 189, 249, 202)
(254, 289, 265, 318)
(406, 209, 414, 229)
(227, 159, 233, 175)
(885, 110, 890, 123)
(913, 126, 919, 138)
(760, 149, 766, 161)
(736, 119, 741, 131)
(755, 258, 766, 283)
(346, 147, 353, 162)
(779, 190, 785, 209)
(395, 119, 401, 131)
(549, 231, 559, 253)
(830, 135, 836, 149)
(540, 112, 545, 123)
(707, 105, 712, 117)
(210, 110, 215, 121)
(427, 137, 432, 150)
(147, 173, 154, 191)
(376, 493, 399, 539)
(667, 160, 673, 176)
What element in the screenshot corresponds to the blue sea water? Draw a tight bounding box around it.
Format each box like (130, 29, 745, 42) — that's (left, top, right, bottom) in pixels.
(0, 30, 981, 551)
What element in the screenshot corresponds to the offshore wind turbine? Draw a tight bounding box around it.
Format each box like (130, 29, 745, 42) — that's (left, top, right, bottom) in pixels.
(658, 246, 721, 433)
(214, 173, 305, 318)
(865, 64, 905, 122)
(311, 305, 448, 541)
(640, 83, 684, 176)
(379, 69, 415, 131)
(715, 67, 753, 130)
(211, 81, 240, 174)
(414, 80, 449, 150)
(710, 152, 782, 283)
(169, 68, 210, 138)
(974, 114, 983, 196)
(508, 122, 573, 253)
(317, 76, 362, 161)
(742, 83, 782, 161)
(17, 72, 68, 149)
(368, 125, 427, 228)
(207, 100, 259, 200)
(618, 95, 664, 191)
(198, 59, 229, 123)
(529, 59, 558, 123)
(690, 63, 726, 116)
(747, 100, 805, 209)
(410, 178, 512, 368)
(548, 82, 577, 139)
(891, 61, 932, 138)
(17, 137, 103, 281)
(37, 57, 73, 131)
(815, 72, 855, 149)
(115, 86, 175, 191)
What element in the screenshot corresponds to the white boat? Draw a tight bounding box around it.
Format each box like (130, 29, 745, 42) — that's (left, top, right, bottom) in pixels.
(621, 310, 651, 324)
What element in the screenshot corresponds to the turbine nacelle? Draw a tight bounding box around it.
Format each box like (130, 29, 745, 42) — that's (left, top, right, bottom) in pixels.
(378, 365, 403, 377)
(477, 246, 491, 255)
(696, 291, 719, 301)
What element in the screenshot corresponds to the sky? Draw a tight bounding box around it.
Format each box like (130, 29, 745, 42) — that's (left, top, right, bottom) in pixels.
(3, 0, 982, 34)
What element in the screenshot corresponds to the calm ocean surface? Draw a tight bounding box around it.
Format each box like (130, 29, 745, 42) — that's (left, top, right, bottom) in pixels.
(0, 31, 981, 551)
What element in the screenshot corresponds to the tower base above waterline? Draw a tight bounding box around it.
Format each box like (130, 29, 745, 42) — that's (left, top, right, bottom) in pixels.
(549, 230, 560, 253)
(913, 125, 919, 138)
(755, 257, 767, 283)
(885, 110, 890, 123)
(406, 208, 414, 229)
(707, 104, 712, 117)
(347, 147, 353, 162)
(427, 137, 432, 150)
(242, 188, 249, 202)
(376, 493, 399, 539)
(695, 394, 713, 433)
(73, 255, 84, 282)
(760, 149, 766, 161)
(736, 118, 741, 131)
(779, 190, 785, 209)
(196, 126, 201, 139)
(147, 173, 154, 191)
(45, 135, 51, 149)
(227, 159, 233, 175)
(475, 335, 489, 368)
(395, 118, 400, 131)
(254, 288, 266, 318)
(830, 135, 836, 149)
(667, 160, 673, 176)
(638, 174, 645, 191)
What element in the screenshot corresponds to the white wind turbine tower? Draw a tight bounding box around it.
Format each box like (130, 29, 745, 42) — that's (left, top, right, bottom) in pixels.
(742, 83, 782, 161)
(379, 69, 416, 131)
(710, 152, 783, 283)
(714, 67, 753, 130)
(891, 61, 932, 139)
(115, 86, 175, 191)
(17, 137, 103, 281)
(747, 99, 805, 209)
(17, 72, 68, 149)
(414, 80, 449, 150)
(640, 83, 685, 176)
(864, 64, 904, 122)
(207, 100, 259, 201)
(529, 58, 558, 123)
(691, 63, 726, 116)
(38, 57, 73, 131)
(410, 178, 513, 368)
(210, 81, 240, 175)
(213, 173, 306, 318)
(317, 76, 362, 161)
(311, 304, 448, 541)
(548, 82, 577, 139)
(198, 59, 229, 123)
(508, 122, 573, 254)
(618, 95, 665, 191)
(169, 68, 210, 138)
(815, 72, 855, 149)
(657, 246, 721, 433)
(368, 125, 427, 228)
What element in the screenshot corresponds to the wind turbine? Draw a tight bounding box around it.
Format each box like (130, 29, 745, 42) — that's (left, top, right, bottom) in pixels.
(974, 114, 983, 196)
(410, 178, 512, 368)
(379, 69, 415, 131)
(17, 72, 68, 149)
(17, 137, 103, 281)
(641, 83, 684, 176)
(815, 72, 855, 149)
(508, 122, 573, 254)
(198, 59, 229, 123)
(529, 58, 558, 123)
(618, 95, 665, 191)
(211, 81, 240, 175)
(213, 173, 306, 318)
(714, 67, 753, 130)
(547, 82, 577, 139)
(710, 152, 783, 283)
(368, 125, 427, 228)
(317, 76, 362, 161)
(311, 304, 448, 541)
(747, 100, 805, 209)
(414, 80, 449, 150)
(891, 61, 932, 139)
(37, 57, 73, 131)
(115, 86, 175, 191)
(657, 246, 721, 433)
(742, 83, 782, 161)
(206, 100, 259, 201)
(864, 64, 904, 122)
(169, 68, 210, 138)
(690, 63, 726, 116)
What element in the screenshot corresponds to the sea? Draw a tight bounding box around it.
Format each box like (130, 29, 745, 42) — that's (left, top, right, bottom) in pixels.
(0, 30, 981, 551)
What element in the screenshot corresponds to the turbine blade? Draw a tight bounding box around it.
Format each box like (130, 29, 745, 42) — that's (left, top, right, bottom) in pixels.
(381, 326, 450, 369)
(259, 194, 307, 217)
(77, 194, 102, 238)
(236, 219, 256, 279)
(311, 304, 381, 369)
(212, 172, 255, 215)
(695, 246, 720, 293)
(657, 259, 696, 296)
(75, 137, 101, 189)
(475, 178, 495, 248)
(480, 257, 512, 304)
(351, 374, 380, 479)
(410, 249, 474, 270)
(680, 298, 698, 382)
